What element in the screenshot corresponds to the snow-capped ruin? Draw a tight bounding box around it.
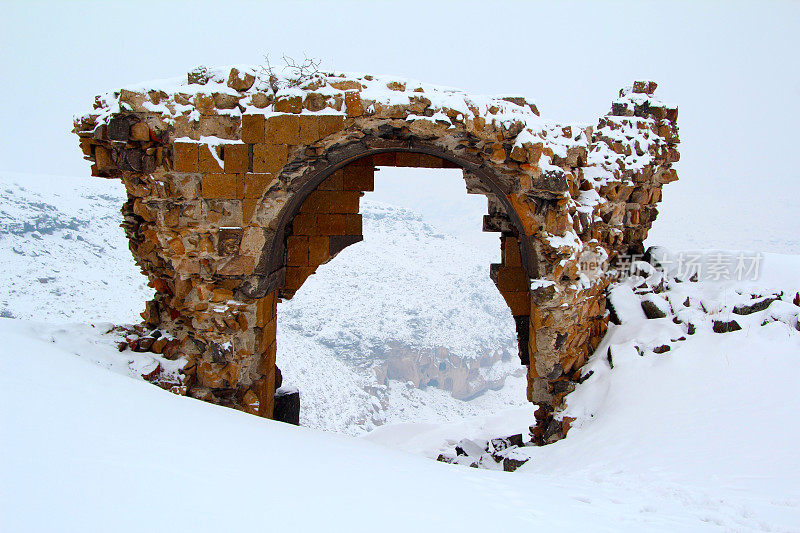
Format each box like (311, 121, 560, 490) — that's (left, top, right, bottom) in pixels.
(72, 64, 680, 440)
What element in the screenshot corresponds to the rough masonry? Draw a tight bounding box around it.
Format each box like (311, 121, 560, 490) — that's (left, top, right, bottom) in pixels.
(73, 64, 679, 442)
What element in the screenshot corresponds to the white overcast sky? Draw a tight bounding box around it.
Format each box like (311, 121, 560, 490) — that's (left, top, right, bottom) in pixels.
(2, 0, 798, 252)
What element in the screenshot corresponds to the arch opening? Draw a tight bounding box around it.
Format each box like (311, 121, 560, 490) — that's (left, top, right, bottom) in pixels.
(273, 160, 530, 433)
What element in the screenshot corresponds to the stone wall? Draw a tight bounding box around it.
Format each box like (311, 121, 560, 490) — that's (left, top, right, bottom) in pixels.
(72, 65, 679, 440)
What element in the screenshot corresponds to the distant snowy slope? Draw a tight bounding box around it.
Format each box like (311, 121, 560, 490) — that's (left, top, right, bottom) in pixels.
(0, 172, 153, 323)
(281, 201, 515, 364)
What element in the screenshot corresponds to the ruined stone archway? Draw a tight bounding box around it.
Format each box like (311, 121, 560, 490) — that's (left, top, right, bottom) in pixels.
(73, 65, 679, 441)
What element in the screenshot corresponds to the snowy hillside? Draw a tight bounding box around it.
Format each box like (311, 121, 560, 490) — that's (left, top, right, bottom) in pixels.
(0, 172, 153, 323)
(2, 250, 799, 530)
(0, 172, 527, 436)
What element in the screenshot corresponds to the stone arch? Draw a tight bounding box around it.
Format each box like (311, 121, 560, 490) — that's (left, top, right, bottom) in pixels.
(72, 66, 679, 443)
(250, 140, 539, 292)
(260, 142, 538, 360)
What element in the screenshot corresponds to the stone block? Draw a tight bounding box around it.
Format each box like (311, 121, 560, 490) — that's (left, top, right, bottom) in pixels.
(304, 92, 328, 112)
(299, 115, 321, 144)
(329, 80, 363, 91)
(372, 152, 396, 166)
(274, 95, 302, 114)
(80, 138, 93, 156)
(318, 170, 344, 191)
(240, 226, 267, 256)
(173, 142, 199, 172)
(308, 236, 330, 266)
(317, 214, 347, 235)
(318, 115, 344, 138)
(213, 92, 240, 110)
(329, 235, 362, 257)
(286, 236, 309, 266)
(94, 145, 113, 171)
(395, 152, 421, 167)
(242, 198, 258, 223)
(344, 214, 362, 235)
(497, 267, 529, 292)
(199, 115, 239, 138)
(198, 144, 223, 173)
(344, 90, 363, 117)
(256, 292, 277, 327)
(342, 165, 374, 191)
(202, 173, 244, 199)
(193, 93, 217, 115)
(291, 214, 317, 235)
(285, 266, 314, 290)
(227, 67, 255, 92)
(250, 93, 271, 108)
(204, 199, 243, 226)
(216, 255, 255, 276)
(253, 143, 288, 175)
(502, 237, 522, 267)
(242, 114, 266, 143)
(632, 80, 657, 94)
(503, 291, 531, 316)
(108, 116, 131, 141)
(418, 154, 444, 168)
(130, 121, 150, 141)
(217, 227, 243, 256)
(265, 114, 300, 145)
(242, 173, 274, 199)
(223, 144, 249, 173)
(300, 190, 360, 214)
(188, 66, 211, 85)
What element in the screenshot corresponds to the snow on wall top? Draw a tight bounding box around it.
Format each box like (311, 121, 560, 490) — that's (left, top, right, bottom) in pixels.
(78, 64, 676, 191)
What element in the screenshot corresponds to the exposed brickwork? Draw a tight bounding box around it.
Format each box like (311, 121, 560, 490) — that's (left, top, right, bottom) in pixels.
(72, 65, 679, 439)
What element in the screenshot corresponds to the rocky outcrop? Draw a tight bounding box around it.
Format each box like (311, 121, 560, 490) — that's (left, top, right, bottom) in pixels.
(381, 343, 513, 400)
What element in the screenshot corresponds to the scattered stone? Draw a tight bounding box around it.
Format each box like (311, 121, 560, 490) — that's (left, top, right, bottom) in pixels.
(140, 360, 161, 381)
(653, 344, 670, 354)
(501, 450, 530, 472)
(455, 438, 487, 457)
(490, 434, 524, 452)
(713, 319, 742, 333)
(641, 299, 667, 319)
(733, 295, 781, 315)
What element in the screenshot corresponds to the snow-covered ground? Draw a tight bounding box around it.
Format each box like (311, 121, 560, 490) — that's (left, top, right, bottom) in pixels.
(2, 171, 799, 531)
(2, 258, 799, 530)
